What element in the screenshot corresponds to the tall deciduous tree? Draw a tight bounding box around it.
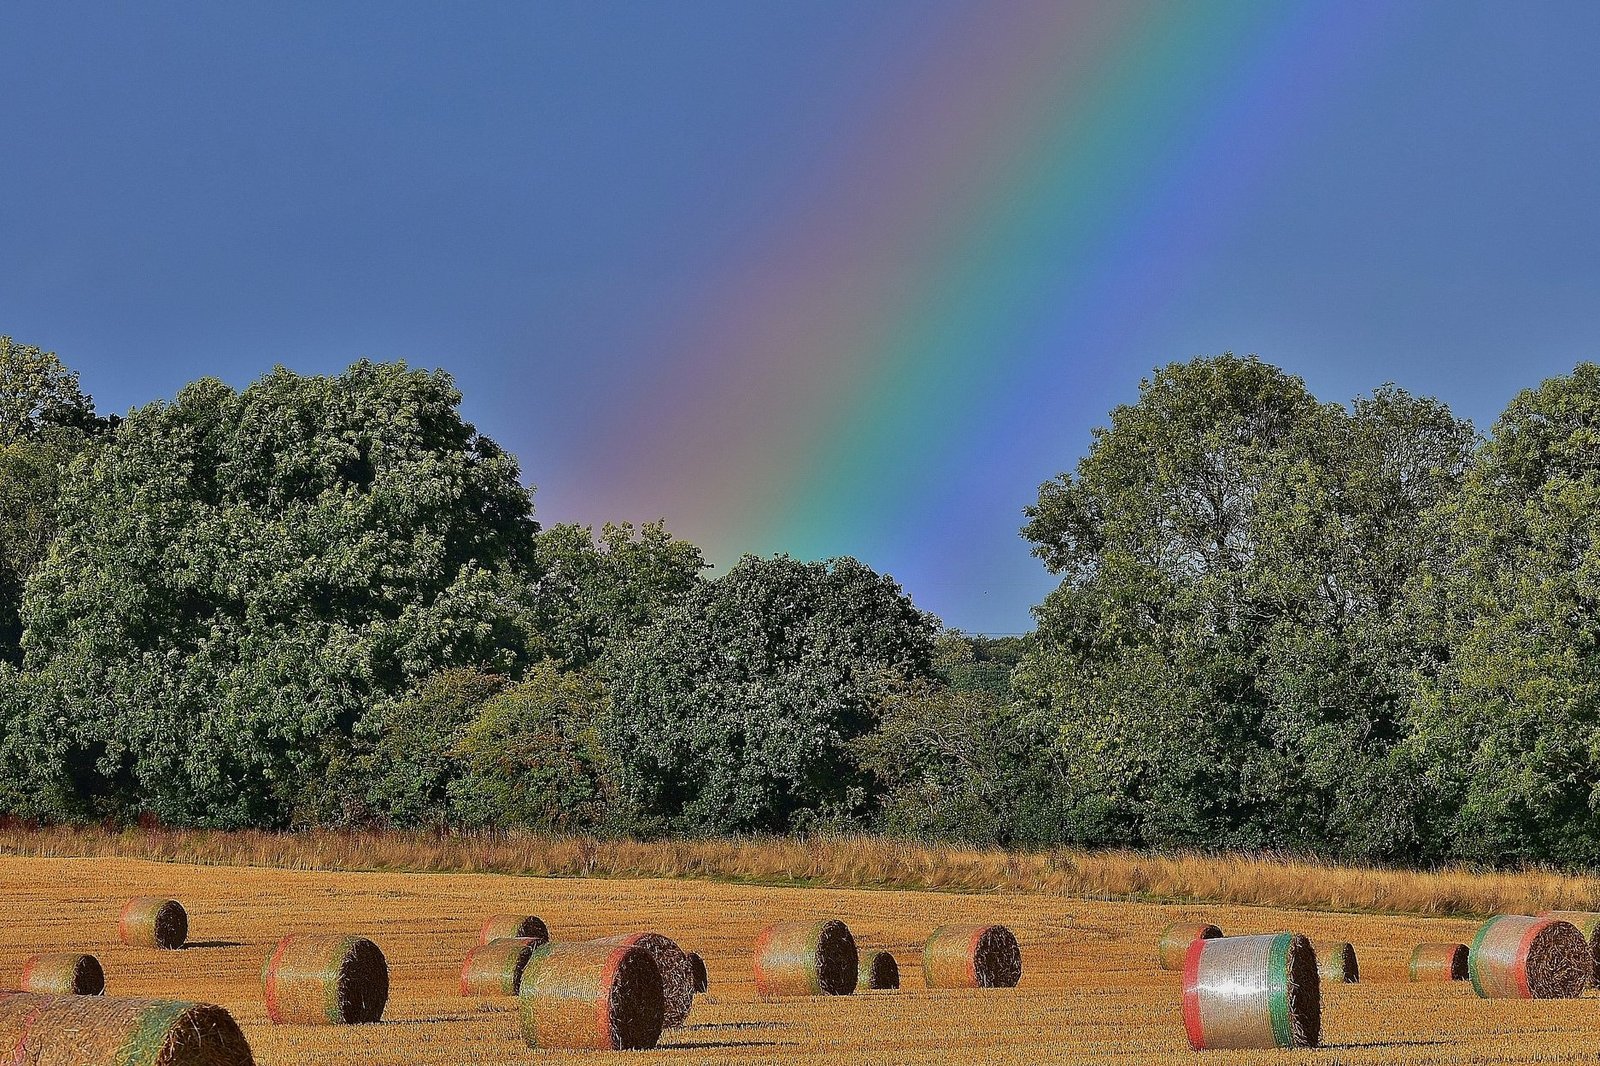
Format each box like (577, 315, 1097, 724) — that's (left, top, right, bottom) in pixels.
(16, 361, 541, 826)
(608, 555, 938, 833)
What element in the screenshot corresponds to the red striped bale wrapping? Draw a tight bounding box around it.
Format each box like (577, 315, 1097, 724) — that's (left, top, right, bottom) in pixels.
(752, 920, 857, 997)
(0, 992, 253, 1065)
(19, 953, 104, 996)
(1468, 915, 1588, 999)
(1182, 933, 1320, 1050)
(518, 942, 663, 1051)
(261, 934, 388, 1024)
(119, 898, 188, 950)
(922, 925, 1022, 989)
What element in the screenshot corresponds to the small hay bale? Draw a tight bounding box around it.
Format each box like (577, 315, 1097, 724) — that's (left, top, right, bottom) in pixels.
(922, 925, 1022, 989)
(261, 933, 389, 1024)
(19, 953, 104, 996)
(1182, 933, 1320, 1050)
(1537, 911, 1600, 984)
(480, 914, 550, 945)
(752, 920, 857, 997)
(460, 937, 540, 997)
(593, 932, 693, 1029)
(1469, 915, 1589, 999)
(1158, 922, 1222, 971)
(0, 991, 253, 1064)
(860, 950, 899, 990)
(119, 898, 188, 950)
(519, 942, 663, 1051)
(1312, 940, 1358, 983)
(687, 951, 708, 994)
(1409, 942, 1468, 982)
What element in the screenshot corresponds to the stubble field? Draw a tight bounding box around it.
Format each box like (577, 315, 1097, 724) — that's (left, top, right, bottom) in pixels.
(2, 854, 1597, 1065)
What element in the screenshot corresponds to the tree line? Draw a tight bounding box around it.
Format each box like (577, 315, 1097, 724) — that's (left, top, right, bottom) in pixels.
(2, 338, 1597, 866)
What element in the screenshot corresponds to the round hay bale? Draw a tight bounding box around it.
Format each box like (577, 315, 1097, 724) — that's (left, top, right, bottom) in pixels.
(0, 991, 253, 1064)
(480, 914, 550, 945)
(19, 953, 104, 996)
(119, 898, 187, 950)
(1158, 921, 1222, 971)
(752, 920, 857, 997)
(592, 932, 693, 1028)
(1537, 910, 1600, 984)
(1469, 915, 1589, 999)
(519, 942, 663, 1051)
(1182, 932, 1320, 1050)
(860, 950, 899, 990)
(460, 937, 540, 997)
(1409, 942, 1469, 982)
(261, 933, 388, 1024)
(922, 924, 1022, 989)
(1312, 940, 1358, 983)
(686, 951, 708, 994)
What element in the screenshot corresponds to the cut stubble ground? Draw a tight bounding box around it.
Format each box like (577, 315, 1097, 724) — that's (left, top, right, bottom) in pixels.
(1, 856, 1598, 1064)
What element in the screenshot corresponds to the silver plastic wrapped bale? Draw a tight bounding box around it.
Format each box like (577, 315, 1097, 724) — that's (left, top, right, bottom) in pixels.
(1182, 933, 1319, 1050)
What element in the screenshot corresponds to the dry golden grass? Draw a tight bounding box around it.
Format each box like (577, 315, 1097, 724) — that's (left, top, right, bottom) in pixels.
(2, 854, 1600, 1064)
(4, 824, 1600, 917)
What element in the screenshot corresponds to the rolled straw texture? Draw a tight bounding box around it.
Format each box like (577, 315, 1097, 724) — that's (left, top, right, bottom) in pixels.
(119, 898, 188, 950)
(1468, 915, 1588, 999)
(261, 934, 388, 1024)
(19, 953, 104, 996)
(1158, 922, 1222, 971)
(460, 937, 539, 997)
(519, 942, 663, 1051)
(1408, 943, 1468, 982)
(1312, 940, 1358, 983)
(593, 933, 692, 1028)
(752, 920, 857, 997)
(860, 951, 899, 990)
(1537, 911, 1600, 984)
(687, 952, 708, 994)
(1182, 933, 1320, 1050)
(923, 925, 1023, 989)
(0, 991, 253, 1065)
(480, 914, 550, 945)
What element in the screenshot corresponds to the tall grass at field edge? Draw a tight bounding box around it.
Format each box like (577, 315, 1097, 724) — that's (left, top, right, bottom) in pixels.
(0, 824, 1594, 918)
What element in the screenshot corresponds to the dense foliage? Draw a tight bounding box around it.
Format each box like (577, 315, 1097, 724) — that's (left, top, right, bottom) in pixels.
(4, 338, 1600, 865)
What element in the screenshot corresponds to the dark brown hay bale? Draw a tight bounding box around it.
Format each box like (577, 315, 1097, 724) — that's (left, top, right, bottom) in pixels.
(1537, 910, 1600, 984)
(686, 951, 709, 994)
(519, 942, 663, 1051)
(119, 898, 188, 950)
(19, 953, 104, 996)
(480, 914, 550, 945)
(752, 920, 857, 997)
(592, 932, 693, 1028)
(1183, 933, 1320, 1050)
(1469, 915, 1589, 998)
(261, 933, 388, 1024)
(922, 925, 1022, 989)
(1312, 940, 1358, 983)
(459, 937, 539, 997)
(1157, 921, 1222, 970)
(859, 950, 899, 990)
(0, 991, 253, 1064)
(1409, 942, 1468, 982)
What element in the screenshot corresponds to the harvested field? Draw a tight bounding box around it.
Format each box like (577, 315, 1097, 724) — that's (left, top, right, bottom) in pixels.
(2, 854, 1599, 1064)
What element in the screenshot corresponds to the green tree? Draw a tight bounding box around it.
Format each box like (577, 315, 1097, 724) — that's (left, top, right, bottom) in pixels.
(17, 361, 541, 826)
(452, 664, 616, 832)
(363, 668, 510, 827)
(531, 520, 706, 669)
(1017, 356, 1473, 858)
(1407, 363, 1600, 864)
(0, 337, 110, 664)
(608, 555, 939, 834)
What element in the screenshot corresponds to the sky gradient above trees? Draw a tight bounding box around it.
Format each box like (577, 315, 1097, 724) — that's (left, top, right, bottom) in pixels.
(3, 0, 1598, 632)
